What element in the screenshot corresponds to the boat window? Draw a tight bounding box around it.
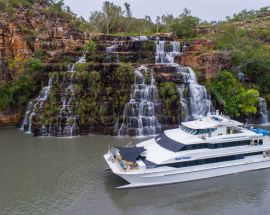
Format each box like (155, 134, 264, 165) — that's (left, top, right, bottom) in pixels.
(181, 140, 250, 151)
(192, 130, 198, 135)
(180, 125, 217, 135)
(161, 151, 263, 168)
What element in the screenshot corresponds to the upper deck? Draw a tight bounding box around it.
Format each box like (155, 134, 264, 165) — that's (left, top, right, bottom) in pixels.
(163, 113, 260, 146)
(181, 113, 243, 130)
(137, 113, 269, 165)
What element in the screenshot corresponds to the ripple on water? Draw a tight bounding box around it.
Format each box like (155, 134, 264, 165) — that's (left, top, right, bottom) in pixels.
(1, 128, 270, 215)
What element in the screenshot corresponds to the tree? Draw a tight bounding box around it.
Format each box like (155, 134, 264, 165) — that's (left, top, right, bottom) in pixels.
(237, 89, 259, 116)
(181, 8, 191, 17)
(145, 15, 151, 22)
(124, 2, 132, 17)
(103, 1, 124, 34)
(89, 11, 104, 32)
(156, 16, 161, 33)
(144, 15, 152, 32)
(123, 2, 132, 32)
(89, 1, 124, 34)
(161, 14, 174, 32)
(208, 71, 259, 118)
(169, 8, 199, 38)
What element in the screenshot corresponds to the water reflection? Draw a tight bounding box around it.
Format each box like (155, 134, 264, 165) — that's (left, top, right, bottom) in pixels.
(105, 169, 270, 215)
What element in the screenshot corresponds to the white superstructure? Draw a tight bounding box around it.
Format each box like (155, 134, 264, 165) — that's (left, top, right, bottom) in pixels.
(104, 112, 270, 189)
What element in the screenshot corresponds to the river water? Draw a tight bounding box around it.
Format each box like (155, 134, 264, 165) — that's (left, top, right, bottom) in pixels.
(1, 127, 270, 215)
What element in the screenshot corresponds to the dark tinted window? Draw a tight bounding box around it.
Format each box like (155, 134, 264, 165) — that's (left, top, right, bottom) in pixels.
(180, 140, 251, 152)
(161, 151, 262, 168)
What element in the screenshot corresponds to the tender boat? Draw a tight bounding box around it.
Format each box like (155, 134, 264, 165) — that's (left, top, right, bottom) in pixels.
(104, 111, 270, 189)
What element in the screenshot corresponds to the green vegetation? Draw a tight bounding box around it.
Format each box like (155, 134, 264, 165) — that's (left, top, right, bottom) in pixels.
(0, 0, 90, 113)
(0, 76, 33, 112)
(159, 82, 179, 122)
(0, 55, 44, 112)
(40, 63, 135, 128)
(207, 71, 259, 118)
(111, 63, 135, 117)
(84, 41, 96, 54)
(227, 7, 270, 21)
(0, 0, 70, 18)
(169, 9, 200, 38)
(212, 12, 270, 106)
(77, 71, 107, 125)
(89, 1, 200, 38)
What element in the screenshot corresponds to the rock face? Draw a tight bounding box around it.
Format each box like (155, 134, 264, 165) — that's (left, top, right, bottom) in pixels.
(0, 112, 22, 127)
(19, 37, 216, 137)
(0, 1, 91, 80)
(0, 3, 233, 132)
(178, 40, 231, 80)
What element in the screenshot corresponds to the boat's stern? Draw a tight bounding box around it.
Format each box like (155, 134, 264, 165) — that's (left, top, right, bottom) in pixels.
(104, 145, 151, 188)
(103, 150, 123, 175)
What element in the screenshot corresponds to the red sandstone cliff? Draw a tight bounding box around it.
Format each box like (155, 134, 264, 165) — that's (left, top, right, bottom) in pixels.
(0, 1, 91, 80)
(178, 39, 231, 80)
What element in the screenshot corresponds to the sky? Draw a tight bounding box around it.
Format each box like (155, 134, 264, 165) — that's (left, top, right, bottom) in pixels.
(64, 0, 270, 22)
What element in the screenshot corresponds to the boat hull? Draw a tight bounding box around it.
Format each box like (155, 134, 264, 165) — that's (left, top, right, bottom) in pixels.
(115, 158, 270, 189)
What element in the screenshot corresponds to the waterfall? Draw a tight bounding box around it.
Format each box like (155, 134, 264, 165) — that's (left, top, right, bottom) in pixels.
(21, 78, 52, 133)
(21, 53, 86, 136)
(56, 54, 86, 136)
(155, 40, 181, 64)
(118, 65, 161, 136)
(258, 97, 269, 124)
(130, 36, 149, 41)
(155, 40, 212, 121)
(106, 44, 117, 53)
(106, 40, 119, 63)
(176, 67, 212, 121)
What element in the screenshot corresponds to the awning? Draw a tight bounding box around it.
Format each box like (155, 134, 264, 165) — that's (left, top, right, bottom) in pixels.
(156, 133, 186, 152)
(118, 146, 145, 162)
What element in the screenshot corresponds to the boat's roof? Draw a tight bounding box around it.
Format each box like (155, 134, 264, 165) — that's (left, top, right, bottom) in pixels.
(181, 114, 243, 130)
(164, 127, 260, 145)
(164, 128, 203, 145)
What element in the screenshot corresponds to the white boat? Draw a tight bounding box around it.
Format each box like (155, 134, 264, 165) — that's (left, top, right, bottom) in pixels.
(104, 111, 270, 189)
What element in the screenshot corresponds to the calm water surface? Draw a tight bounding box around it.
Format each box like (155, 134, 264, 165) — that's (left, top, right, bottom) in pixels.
(1, 126, 270, 215)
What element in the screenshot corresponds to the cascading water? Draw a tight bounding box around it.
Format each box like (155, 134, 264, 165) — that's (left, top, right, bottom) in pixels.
(21, 78, 52, 133)
(258, 97, 269, 124)
(106, 44, 117, 53)
(130, 36, 149, 41)
(176, 66, 212, 121)
(106, 38, 119, 63)
(155, 40, 181, 64)
(118, 66, 161, 136)
(155, 40, 212, 121)
(21, 53, 86, 136)
(55, 53, 87, 136)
